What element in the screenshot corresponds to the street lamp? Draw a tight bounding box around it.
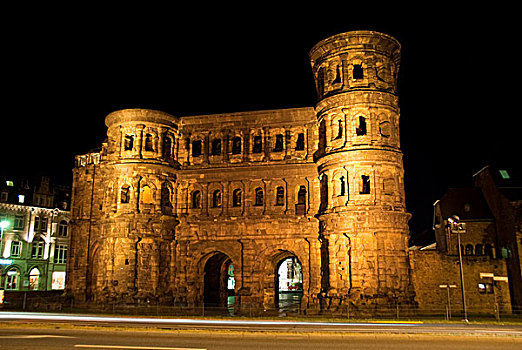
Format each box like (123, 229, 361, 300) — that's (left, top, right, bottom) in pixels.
(447, 215, 468, 322)
(439, 284, 457, 320)
(0, 220, 9, 258)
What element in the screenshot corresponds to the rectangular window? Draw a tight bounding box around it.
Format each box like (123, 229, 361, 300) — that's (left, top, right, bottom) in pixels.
(54, 245, 68, 264)
(18, 194, 25, 204)
(6, 181, 14, 187)
(10, 241, 21, 257)
(478, 283, 494, 294)
(253, 136, 263, 153)
(13, 215, 24, 230)
(1, 192, 7, 202)
(31, 241, 45, 259)
(295, 133, 305, 151)
(192, 140, 202, 157)
(51, 271, 66, 290)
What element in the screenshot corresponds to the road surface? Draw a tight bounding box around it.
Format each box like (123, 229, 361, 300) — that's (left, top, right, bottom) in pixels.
(0, 312, 521, 349)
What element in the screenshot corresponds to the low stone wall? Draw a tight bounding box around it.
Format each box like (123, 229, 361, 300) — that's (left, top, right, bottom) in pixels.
(2, 290, 65, 311)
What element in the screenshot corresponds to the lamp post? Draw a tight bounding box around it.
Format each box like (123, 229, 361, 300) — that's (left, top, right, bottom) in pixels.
(448, 215, 468, 322)
(0, 220, 9, 259)
(439, 284, 457, 320)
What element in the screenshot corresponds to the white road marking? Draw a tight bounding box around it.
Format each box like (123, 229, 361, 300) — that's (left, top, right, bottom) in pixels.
(0, 335, 75, 339)
(74, 346, 206, 350)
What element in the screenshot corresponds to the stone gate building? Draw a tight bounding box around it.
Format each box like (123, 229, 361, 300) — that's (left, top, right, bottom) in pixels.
(67, 31, 415, 313)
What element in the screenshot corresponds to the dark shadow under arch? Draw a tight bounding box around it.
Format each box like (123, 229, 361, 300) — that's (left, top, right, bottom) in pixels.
(203, 252, 235, 311)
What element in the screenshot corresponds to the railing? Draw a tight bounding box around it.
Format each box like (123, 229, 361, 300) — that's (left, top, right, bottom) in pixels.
(3, 293, 520, 322)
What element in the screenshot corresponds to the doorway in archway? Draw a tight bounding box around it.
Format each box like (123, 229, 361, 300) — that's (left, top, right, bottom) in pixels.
(275, 256, 303, 313)
(203, 252, 235, 314)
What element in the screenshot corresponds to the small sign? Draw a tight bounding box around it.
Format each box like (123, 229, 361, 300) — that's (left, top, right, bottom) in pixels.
(0, 259, 13, 265)
(439, 285, 447, 288)
(493, 276, 508, 282)
(480, 273, 494, 278)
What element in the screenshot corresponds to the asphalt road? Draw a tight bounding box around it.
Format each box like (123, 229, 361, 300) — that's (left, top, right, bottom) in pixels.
(0, 327, 521, 350)
(0, 312, 521, 349)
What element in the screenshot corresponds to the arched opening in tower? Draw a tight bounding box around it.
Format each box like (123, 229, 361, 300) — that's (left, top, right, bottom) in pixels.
(203, 252, 235, 314)
(275, 256, 303, 313)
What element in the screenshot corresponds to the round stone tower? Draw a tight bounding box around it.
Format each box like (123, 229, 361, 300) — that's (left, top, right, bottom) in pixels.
(309, 31, 413, 309)
(68, 109, 181, 304)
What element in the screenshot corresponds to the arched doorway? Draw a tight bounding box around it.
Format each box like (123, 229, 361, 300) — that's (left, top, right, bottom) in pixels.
(28, 268, 40, 290)
(275, 256, 303, 313)
(203, 252, 235, 314)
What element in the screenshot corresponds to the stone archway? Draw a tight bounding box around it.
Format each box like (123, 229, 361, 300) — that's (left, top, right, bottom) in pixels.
(203, 252, 235, 313)
(263, 250, 304, 313)
(275, 255, 303, 313)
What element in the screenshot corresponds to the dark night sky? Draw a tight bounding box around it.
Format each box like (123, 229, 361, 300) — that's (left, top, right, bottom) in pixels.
(1, 6, 520, 237)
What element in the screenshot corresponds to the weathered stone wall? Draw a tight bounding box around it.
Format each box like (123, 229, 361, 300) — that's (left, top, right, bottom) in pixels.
(68, 31, 417, 314)
(410, 249, 511, 315)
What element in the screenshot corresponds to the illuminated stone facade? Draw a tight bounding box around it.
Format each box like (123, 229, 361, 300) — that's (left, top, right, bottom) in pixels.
(67, 31, 414, 313)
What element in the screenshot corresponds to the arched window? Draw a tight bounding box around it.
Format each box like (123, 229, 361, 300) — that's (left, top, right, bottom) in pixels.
(338, 176, 346, 196)
(296, 186, 307, 216)
(163, 136, 172, 158)
(141, 185, 152, 204)
(192, 190, 201, 209)
(212, 190, 222, 208)
(485, 244, 494, 258)
(475, 244, 483, 256)
(58, 220, 68, 237)
(211, 139, 222, 156)
(356, 116, 367, 136)
(383, 178, 395, 196)
(121, 185, 131, 203)
(335, 119, 343, 139)
(275, 186, 285, 206)
(465, 244, 474, 255)
(273, 134, 284, 152)
(161, 183, 172, 214)
(232, 137, 242, 154)
(5, 268, 19, 290)
(29, 268, 40, 291)
(232, 189, 242, 207)
(360, 175, 370, 194)
(252, 136, 263, 154)
(295, 133, 305, 151)
(254, 187, 264, 206)
(124, 135, 134, 151)
(145, 133, 154, 151)
(320, 174, 328, 212)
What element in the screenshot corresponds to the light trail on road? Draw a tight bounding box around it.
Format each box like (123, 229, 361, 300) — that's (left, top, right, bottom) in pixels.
(0, 311, 421, 327)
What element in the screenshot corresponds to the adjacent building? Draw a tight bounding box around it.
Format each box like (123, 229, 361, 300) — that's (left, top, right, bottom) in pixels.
(410, 165, 522, 314)
(0, 175, 71, 291)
